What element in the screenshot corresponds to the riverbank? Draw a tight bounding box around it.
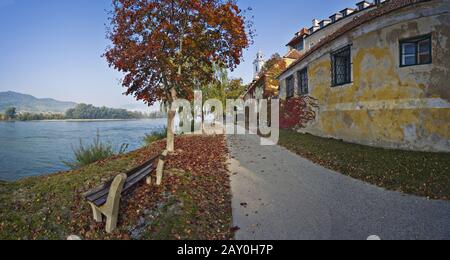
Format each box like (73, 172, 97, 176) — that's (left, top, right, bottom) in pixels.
(0, 135, 233, 240)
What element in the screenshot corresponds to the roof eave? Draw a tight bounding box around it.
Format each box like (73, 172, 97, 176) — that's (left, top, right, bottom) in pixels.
(277, 0, 431, 79)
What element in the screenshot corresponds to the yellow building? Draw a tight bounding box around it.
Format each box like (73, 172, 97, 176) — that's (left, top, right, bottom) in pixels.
(244, 51, 299, 100)
(278, 0, 450, 152)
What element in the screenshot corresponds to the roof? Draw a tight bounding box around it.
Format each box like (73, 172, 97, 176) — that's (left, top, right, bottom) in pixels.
(284, 49, 302, 60)
(330, 13, 344, 19)
(287, 2, 377, 47)
(279, 0, 431, 79)
(356, 1, 372, 6)
(243, 75, 266, 98)
(340, 7, 357, 13)
(286, 28, 310, 47)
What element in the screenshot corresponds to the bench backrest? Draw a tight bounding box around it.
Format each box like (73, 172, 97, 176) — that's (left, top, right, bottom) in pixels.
(83, 154, 161, 206)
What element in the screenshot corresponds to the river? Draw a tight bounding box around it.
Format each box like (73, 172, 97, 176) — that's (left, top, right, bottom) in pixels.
(0, 119, 166, 181)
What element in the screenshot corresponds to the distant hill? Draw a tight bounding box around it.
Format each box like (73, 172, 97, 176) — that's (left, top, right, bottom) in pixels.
(0, 91, 77, 113)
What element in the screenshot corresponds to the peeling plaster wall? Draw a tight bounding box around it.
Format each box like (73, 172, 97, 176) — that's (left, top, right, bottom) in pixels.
(280, 0, 450, 152)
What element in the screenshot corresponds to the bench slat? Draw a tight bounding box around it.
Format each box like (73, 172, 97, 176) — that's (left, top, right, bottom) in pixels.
(86, 163, 154, 203)
(84, 154, 159, 197)
(123, 166, 155, 191)
(82, 179, 113, 199)
(124, 154, 159, 177)
(90, 167, 154, 207)
(83, 154, 161, 207)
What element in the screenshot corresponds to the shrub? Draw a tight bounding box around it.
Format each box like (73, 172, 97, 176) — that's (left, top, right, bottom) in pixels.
(280, 96, 319, 129)
(4, 107, 16, 120)
(64, 131, 128, 169)
(143, 126, 167, 146)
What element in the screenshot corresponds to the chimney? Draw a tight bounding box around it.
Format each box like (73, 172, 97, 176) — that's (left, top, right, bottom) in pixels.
(374, 0, 385, 6)
(312, 19, 320, 27)
(330, 13, 344, 23)
(319, 20, 331, 28)
(356, 1, 371, 11)
(340, 8, 355, 17)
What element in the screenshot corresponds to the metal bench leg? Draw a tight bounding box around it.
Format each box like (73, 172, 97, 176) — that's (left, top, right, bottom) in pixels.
(89, 203, 103, 222)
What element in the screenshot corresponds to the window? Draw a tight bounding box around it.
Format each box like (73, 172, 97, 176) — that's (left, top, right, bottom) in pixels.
(400, 35, 432, 67)
(331, 45, 352, 87)
(286, 76, 295, 98)
(294, 39, 305, 51)
(297, 68, 308, 95)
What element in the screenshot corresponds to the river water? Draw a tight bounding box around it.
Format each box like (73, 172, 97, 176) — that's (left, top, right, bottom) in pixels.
(0, 119, 166, 181)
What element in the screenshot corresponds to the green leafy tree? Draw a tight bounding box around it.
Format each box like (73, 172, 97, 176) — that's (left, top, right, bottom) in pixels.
(16, 113, 65, 121)
(65, 104, 145, 120)
(5, 107, 16, 120)
(201, 65, 246, 107)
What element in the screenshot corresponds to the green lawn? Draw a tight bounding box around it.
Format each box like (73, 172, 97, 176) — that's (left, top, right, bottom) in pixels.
(279, 129, 450, 200)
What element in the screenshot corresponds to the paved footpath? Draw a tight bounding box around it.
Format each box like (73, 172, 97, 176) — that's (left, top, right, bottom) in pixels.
(227, 134, 450, 240)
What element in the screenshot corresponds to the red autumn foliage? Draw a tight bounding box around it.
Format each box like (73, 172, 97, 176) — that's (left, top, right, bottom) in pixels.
(280, 96, 319, 129)
(104, 0, 253, 105)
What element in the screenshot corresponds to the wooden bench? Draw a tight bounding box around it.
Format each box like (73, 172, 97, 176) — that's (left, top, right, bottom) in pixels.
(83, 154, 161, 233)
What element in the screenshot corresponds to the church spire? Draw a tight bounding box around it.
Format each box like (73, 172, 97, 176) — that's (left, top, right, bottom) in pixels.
(253, 50, 265, 80)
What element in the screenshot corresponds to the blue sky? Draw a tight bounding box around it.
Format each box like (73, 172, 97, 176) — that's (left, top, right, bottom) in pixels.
(0, 0, 358, 109)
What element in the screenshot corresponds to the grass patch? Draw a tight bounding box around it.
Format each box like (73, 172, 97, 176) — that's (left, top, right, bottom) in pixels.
(142, 127, 167, 146)
(279, 129, 450, 200)
(63, 131, 128, 169)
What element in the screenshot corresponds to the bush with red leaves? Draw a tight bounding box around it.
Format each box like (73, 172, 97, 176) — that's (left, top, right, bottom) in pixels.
(280, 96, 318, 129)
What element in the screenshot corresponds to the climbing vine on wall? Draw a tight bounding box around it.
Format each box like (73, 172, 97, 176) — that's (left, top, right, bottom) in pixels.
(280, 96, 319, 129)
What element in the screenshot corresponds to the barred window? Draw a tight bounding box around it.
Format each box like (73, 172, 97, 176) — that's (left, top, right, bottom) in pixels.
(286, 76, 295, 98)
(297, 68, 308, 95)
(331, 46, 352, 87)
(400, 35, 432, 67)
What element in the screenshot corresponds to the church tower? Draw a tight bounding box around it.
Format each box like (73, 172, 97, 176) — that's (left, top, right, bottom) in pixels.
(253, 51, 265, 80)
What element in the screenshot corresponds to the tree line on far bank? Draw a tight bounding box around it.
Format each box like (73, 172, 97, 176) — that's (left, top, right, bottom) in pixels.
(0, 104, 166, 121)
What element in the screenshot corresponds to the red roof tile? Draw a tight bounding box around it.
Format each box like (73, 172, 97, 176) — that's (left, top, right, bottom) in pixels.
(286, 28, 310, 47)
(284, 49, 302, 60)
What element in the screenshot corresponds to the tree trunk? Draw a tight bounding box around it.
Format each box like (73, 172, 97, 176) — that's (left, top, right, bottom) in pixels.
(167, 32, 183, 152)
(166, 108, 176, 152)
(166, 88, 178, 152)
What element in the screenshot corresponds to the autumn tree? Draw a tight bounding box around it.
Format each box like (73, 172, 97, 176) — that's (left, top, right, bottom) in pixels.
(105, 0, 252, 152)
(260, 53, 287, 97)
